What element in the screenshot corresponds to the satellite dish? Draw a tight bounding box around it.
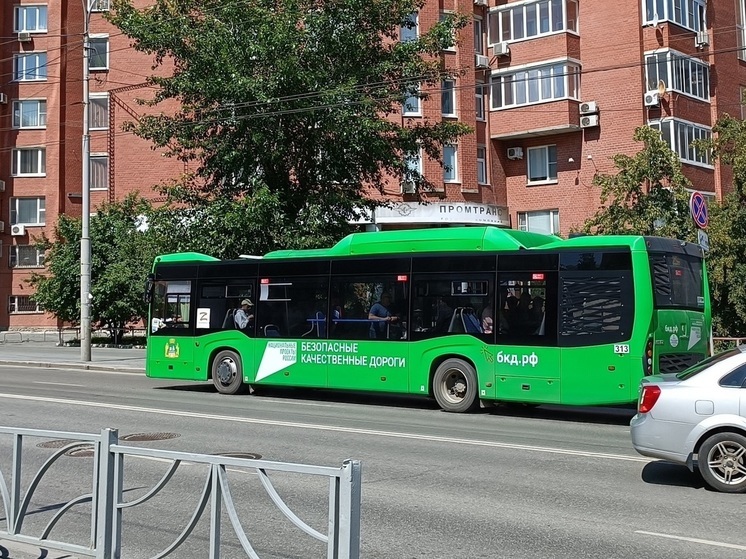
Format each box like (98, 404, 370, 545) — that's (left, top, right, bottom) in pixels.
(657, 80, 667, 98)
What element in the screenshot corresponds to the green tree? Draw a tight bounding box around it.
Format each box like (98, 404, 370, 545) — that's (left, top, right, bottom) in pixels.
(581, 126, 697, 242)
(29, 195, 162, 343)
(699, 115, 746, 337)
(108, 0, 472, 258)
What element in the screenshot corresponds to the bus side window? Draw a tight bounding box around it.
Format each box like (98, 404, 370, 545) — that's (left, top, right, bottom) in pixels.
(496, 274, 555, 346)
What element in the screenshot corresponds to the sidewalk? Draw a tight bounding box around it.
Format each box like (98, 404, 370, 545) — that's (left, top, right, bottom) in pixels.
(0, 340, 145, 374)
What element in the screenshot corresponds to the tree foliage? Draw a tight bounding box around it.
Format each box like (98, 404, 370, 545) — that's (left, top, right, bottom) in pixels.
(29, 195, 162, 342)
(581, 126, 697, 242)
(108, 0, 472, 258)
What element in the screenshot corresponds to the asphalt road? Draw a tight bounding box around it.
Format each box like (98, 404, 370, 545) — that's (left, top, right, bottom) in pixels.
(0, 362, 744, 559)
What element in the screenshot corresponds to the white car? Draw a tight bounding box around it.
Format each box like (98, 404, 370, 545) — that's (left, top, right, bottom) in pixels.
(630, 346, 746, 493)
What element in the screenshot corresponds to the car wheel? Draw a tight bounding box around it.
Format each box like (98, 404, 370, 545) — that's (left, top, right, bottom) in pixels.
(211, 350, 245, 395)
(432, 358, 479, 413)
(697, 432, 746, 493)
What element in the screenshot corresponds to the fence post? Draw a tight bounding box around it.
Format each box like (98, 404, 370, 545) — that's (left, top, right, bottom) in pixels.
(95, 428, 118, 559)
(336, 460, 361, 559)
(9, 434, 22, 534)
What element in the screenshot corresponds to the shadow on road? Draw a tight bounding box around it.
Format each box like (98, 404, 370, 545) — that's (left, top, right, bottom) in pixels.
(641, 461, 706, 490)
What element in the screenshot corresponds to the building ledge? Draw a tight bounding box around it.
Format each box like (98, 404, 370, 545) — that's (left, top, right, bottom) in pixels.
(491, 123, 580, 140)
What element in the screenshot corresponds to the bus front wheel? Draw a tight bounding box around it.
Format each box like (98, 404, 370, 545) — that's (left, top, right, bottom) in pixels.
(211, 350, 244, 395)
(432, 359, 479, 413)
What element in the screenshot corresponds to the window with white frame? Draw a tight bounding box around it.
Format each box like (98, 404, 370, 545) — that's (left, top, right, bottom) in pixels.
(442, 80, 456, 116)
(400, 13, 418, 42)
(527, 145, 557, 183)
(643, 0, 705, 32)
(402, 85, 421, 116)
(89, 36, 109, 70)
(443, 144, 458, 182)
(10, 245, 45, 268)
(739, 2, 746, 62)
(404, 149, 422, 188)
(10, 197, 45, 226)
(90, 155, 109, 190)
(14, 5, 48, 32)
(13, 53, 47, 81)
(12, 100, 46, 128)
(742, 86, 746, 120)
(90, 0, 111, 11)
(488, 0, 578, 45)
(518, 209, 560, 235)
(491, 62, 579, 109)
(474, 18, 484, 54)
(475, 83, 485, 120)
(8, 295, 42, 314)
(439, 12, 456, 51)
(645, 50, 709, 101)
(11, 148, 46, 176)
(477, 146, 488, 184)
(89, 94, 109, 129)
(648, 119, 712, 166)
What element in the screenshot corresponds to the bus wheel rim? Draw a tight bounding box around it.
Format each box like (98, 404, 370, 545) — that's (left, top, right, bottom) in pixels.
(217, 358, 237, 385)
(442, 369, 467, 403)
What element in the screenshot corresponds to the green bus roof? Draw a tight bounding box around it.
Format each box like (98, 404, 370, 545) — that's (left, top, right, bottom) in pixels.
(154, 252, 220, 264)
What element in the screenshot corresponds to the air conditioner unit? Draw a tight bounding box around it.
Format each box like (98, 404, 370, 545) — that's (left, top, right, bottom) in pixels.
(643, 90, 660, 107)
(695, 30, 710, 47)
(0, 93, 7, 105)
(10, 224, 25, 236)
(507, 147, 523, 160)
(580, 114, 599, 128)
(401, 180, 416, 194)
(0, 180, 5, 192)
(493, 42, 510, 57)
(475, 54, 490, 69)
(474, 0, 488, 6)
(579, 100, 598, 115)
(17, 32, 32, 42)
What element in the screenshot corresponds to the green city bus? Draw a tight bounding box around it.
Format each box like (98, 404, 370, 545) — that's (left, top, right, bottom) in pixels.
(144, 226, 711, 412)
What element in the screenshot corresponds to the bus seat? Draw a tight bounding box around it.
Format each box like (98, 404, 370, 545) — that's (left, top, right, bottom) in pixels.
(264, 324, 281, 338)
(222, 309, 236, 329)
(463, 310, 482, 334)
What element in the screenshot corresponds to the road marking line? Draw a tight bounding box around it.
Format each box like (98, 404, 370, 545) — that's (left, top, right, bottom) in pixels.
(0, 393, 649, 463)
(32, 381, 85, 387)
(635, 531, 746, 550)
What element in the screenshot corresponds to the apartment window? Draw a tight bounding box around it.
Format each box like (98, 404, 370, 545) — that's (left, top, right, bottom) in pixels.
(474, 18, 484, 54)
(8, 295, 42, 314)
(400, 13, 418, 42)
(477, 146, 488, 184)
(404, 149, 423, 186)
(89, 155, 109, 190)
(89, 37, 109, 70)
(14, 5, 48, 32)
(11, 148, 46, 176)
(443, 144, 458, 182)
(90, 0, 111, 11)
(442, 80, 456, 116)
(402, 85, 421, 116)
(518, 210, 560, 235)
(439, 12, 456, 51)
(644, 0, 705, 32)
(12, 100, 47, 129)
(527, 145, 557, 183)
(10, 245, 45, 268)
(742, 86, 746, 120)
(475, 84, 486, 121)
(645, 50, 709, 101)
(13, 53, 47, 81)
(488, 0, 578, 45)
(648, 119, 712, 166)
(491, 62, 579, 109)
(739, 2, 746, 62)
(90, 94, 109, 129)
(10, 198, 45, 226)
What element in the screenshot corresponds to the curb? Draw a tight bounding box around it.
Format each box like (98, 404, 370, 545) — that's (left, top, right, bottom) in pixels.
(0, 360, 144, 374)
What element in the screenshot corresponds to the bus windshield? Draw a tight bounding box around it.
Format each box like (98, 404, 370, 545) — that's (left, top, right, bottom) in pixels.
(649, 252, 704, 310)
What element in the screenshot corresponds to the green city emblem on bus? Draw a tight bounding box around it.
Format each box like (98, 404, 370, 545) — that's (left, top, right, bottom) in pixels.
(165, 338, 180, 359)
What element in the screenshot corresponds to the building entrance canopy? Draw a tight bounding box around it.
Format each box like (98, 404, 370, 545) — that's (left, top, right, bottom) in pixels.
(360, 202, 510, 227)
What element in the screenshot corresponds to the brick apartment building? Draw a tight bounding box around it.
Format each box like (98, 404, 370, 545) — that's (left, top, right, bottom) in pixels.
(0, 0, 743, 328)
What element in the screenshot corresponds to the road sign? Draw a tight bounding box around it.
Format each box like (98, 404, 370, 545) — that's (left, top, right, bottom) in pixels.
(689, 191, 709, 229)
(698, 229, 710, 252)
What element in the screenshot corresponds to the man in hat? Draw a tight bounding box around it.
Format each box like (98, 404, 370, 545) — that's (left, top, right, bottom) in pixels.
(234, 299, 254, 330)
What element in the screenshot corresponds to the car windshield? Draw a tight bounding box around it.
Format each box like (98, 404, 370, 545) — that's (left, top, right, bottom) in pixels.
(676, 348, 744, 380)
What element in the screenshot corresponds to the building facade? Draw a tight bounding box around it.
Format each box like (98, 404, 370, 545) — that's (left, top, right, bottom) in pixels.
(0, 0, 743, 327)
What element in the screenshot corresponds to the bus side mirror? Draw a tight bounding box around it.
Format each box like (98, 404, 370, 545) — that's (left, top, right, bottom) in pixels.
(144, 274, 155, 304)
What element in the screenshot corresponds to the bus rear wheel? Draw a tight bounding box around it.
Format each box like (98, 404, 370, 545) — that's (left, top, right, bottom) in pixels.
(211, 350, 245, 395)
(432, 359, 478, 413)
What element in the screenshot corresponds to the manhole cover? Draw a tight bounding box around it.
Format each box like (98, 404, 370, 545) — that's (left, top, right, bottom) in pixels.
(213, 452, 263, 460)
(36, 440, 95, 457)
(67, 446, 95, 457)
(37, 439, 83, 449)
(120, 432, 181, 442)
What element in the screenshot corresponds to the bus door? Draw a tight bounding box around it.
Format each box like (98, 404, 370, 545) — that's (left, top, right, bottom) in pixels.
(148, 278, 196, 379)
(557, 251, 635, 405)
(326, 260, 411, 393)
(494, 266, 561, 404)
(252, 271, 330, 388)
